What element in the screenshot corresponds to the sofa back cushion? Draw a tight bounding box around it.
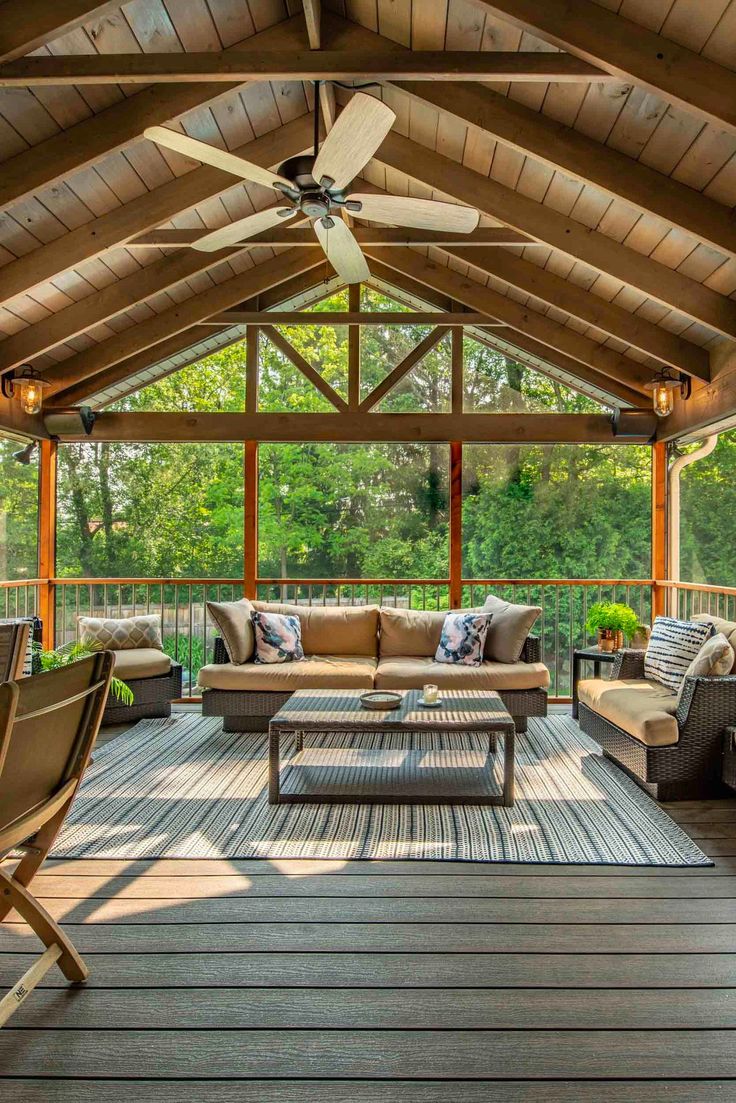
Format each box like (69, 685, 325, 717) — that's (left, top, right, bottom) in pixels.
(78, 613, 162, 651)
(252, 601, 379, 657)
(691, 614, 736, 674)
(379, 607, 448, 657)
(644, 615, 713, 692)
(206, 598, 254, 664)
(482, 595, 542, 663)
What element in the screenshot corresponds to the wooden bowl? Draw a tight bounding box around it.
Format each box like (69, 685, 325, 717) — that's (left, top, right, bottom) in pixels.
(359, 691, 402, 711)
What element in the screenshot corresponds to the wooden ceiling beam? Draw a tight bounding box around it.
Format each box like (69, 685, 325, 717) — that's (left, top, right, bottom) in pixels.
(0, 0, 116, 64)
(475, 0, 736, 137)
(657, 345, 736, 442)
(391, 83, 736, 260)
(0, 14, 307, 212)
(365, 247, 652, 393)
(261, 325, 348, 411)
(42, 248, 324, 397)
(0, 51, 609, 85)
(54, 265, 339, 408)
(375, 130, 736, 342)
(51, 326, 228, 409)
(48, 410, 647, 444)
(207, 311, 504, 326)
(445, 246, 710, 380)
(0, 113, 313, 306)
(127, 227, 538, 248)
(367, 258, 646, 408)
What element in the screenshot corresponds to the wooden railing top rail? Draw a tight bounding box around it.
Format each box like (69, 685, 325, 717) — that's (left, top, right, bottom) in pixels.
(463, 578, 654, 587)
(657, 580, 736, 597)
(4, 576, 659, 588)
(0, 579, 45, 588)
(52, 577, 246, 586)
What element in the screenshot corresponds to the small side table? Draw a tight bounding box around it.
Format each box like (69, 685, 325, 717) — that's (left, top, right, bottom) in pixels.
(572, 646, 617, 719)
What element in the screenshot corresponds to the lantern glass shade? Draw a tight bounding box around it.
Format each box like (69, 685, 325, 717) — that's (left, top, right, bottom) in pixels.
(19, 376, 44, 415)
(646, 377, 678, 418)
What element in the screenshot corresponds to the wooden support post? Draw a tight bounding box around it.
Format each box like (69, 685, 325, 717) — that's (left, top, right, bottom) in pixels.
(651, 440, 667, 621)
(348, 283, 360, 410)
(452, 326, 463, 414)
(38, 439, 57, 648)
(246, 325, 259, 413)
(244, 441, 258, 601)
(450, 441, 463, 610)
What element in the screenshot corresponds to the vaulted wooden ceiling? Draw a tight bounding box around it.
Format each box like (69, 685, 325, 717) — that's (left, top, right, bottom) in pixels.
(0, 0, 735, 440)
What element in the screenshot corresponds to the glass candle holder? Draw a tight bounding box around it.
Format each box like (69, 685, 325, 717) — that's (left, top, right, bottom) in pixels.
(423, 683, 439, 704)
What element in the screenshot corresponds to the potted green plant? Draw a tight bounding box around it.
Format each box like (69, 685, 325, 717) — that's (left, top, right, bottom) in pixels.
(585, 602, 639, 652)
(36, 642, 134, 705)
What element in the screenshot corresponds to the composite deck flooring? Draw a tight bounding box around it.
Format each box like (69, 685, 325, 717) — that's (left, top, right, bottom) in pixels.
(1, 712, 736, 1099)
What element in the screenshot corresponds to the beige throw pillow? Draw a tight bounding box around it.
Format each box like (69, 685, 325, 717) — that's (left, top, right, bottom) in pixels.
(207, 598, 254, 664)
(482, 594, 542, 663)
(78, 613, 162, 651)
(676, 632, 735, 704)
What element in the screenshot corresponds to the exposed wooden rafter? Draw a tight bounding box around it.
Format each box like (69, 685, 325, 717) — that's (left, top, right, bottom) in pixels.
(0, 114, 313, 305)
(365, 247, 653, 393)
(475, 0, 736, 137)
(42, 249, 324, 397)
(374, 130, 736, 342)
(0, 51, 609, 85)
(0, 14, 307, 212)
(0, 0, 115, 63)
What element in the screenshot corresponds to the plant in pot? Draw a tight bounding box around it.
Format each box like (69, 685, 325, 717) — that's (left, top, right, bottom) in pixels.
(585, 602, 639, 652)
(35, 642, 134, 705)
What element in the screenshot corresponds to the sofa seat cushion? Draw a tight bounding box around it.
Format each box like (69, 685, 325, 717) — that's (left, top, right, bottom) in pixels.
(198, 655, 377, 691)
(111, 648, 172, 680)
(577, 677, 679, 747)
(375, 656, 550, 691)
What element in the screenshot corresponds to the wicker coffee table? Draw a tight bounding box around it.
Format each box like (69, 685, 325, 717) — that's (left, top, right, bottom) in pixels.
(268, 687, 517, 806)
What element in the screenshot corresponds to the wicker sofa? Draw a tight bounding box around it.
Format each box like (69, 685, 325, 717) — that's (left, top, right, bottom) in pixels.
(199, 602, 549, 735)
(577, 615, 736, 800)
(102, 648, 183, 724)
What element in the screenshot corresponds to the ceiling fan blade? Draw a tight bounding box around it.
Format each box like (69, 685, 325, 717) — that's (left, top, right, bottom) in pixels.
(193, 207, 297, 252)
(346, 194, 480, 233)
(312, 93, 395, 191)
(314, 216, 370, 284)
(144, 126, 293, 191)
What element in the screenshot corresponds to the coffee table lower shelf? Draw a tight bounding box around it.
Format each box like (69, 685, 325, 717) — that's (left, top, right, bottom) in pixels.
(268, 730, 516, 806)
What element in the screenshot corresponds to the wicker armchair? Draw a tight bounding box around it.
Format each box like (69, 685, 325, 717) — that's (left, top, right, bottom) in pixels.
(578, 647, 736, 800)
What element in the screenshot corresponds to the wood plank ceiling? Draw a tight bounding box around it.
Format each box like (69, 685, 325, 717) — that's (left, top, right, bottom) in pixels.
(0, 0, 734, 418)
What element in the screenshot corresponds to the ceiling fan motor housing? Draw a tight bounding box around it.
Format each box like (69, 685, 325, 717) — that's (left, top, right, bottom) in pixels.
(277, 154, 353, 218)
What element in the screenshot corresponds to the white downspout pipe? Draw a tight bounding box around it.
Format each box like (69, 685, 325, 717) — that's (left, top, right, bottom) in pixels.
(667, 434, 719, 615)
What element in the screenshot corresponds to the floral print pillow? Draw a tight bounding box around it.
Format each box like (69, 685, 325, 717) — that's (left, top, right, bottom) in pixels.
(251, 610, 305, 664)
(434, 612, 492, 667)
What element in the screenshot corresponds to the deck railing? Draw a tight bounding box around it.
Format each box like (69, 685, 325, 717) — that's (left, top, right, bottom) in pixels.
(0, 578, 42, 620)
(657, 580, 736, 622)
(38, 576, 656, 699)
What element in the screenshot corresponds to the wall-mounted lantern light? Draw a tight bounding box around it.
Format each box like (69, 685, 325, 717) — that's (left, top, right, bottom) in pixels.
(1, 364, 51, 416)
(645, 368, 692, 419)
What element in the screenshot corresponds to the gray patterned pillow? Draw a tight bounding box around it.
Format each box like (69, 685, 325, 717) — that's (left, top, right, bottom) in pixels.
(78, 614, 163, 651)
(435, 612, 492, 666)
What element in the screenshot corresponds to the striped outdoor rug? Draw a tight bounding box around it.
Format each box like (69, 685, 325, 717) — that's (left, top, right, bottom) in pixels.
(52, 714, 711, 865)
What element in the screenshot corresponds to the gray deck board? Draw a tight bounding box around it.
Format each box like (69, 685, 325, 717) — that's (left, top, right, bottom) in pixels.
(2, 719, 735, 1096)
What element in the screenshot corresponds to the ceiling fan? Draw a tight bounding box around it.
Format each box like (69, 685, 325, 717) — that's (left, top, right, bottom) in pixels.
(144, 89, 480, 284)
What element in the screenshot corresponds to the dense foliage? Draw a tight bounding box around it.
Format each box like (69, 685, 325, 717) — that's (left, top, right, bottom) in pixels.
(1, 290, 662, 585)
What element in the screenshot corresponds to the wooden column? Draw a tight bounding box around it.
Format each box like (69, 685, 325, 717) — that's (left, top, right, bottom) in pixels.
(651, 440, 667, 620)
(245, 325, 259, 413)
(38, 438, 57, 648)
(451, 326, 463, 414)
(449, 440, 463, 609)
(244, 440, 258, 600)
(348, 283, 360, 409)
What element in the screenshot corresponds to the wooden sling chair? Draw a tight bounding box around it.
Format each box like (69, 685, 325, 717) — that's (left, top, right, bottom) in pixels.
(0, 651, 113, 1026)
(0, 621, 31, 683)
